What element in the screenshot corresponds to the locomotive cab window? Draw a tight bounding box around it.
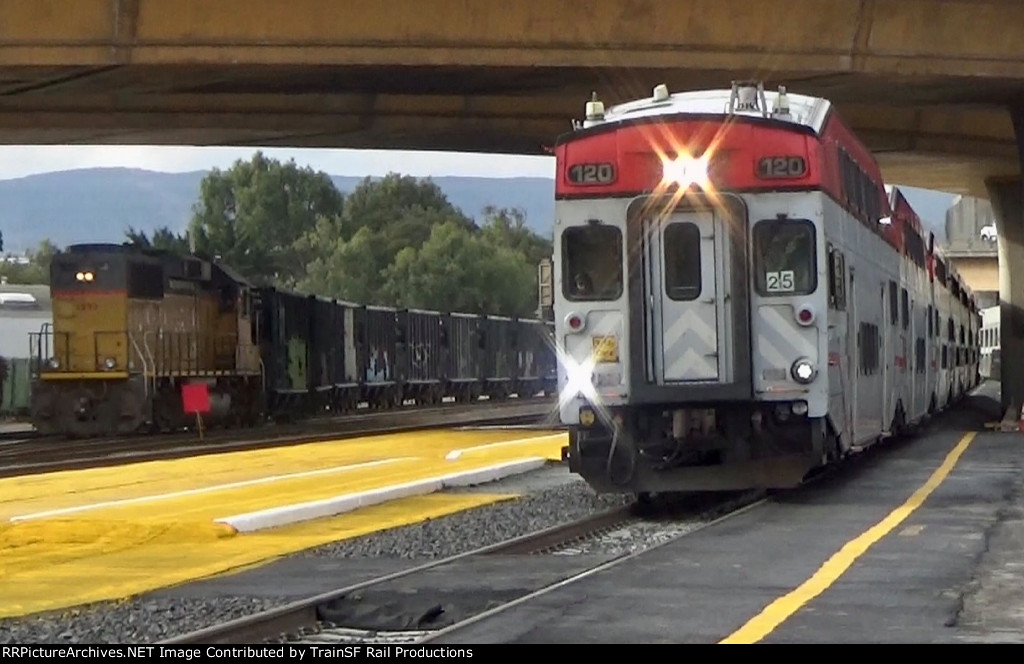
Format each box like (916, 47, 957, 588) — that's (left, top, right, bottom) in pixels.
(51, 257, 123, 290)
(562, 224, 623, 301)
(663, 222, 701, 301)
(753, 218, 817, 296)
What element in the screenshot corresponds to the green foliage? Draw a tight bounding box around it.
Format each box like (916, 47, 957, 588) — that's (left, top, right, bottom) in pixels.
(0, 239, 60, 284)
(183, 156, 552, 317)
(125, 226, 191, 255)
(187, 151, 344, 287)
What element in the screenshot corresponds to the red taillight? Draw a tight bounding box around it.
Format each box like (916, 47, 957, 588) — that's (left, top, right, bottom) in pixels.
(568, 315, 582, 330)
(798, 308, 812, 323)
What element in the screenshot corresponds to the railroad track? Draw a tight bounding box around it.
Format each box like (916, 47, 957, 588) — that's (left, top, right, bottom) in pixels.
(159, 489, 765, 645)
(0, 397, 561, 479)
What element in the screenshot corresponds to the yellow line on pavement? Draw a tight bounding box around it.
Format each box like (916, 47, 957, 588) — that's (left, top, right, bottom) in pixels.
(720, 431, 976, 644)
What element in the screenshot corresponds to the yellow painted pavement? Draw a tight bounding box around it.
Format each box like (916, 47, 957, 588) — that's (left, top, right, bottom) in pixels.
(0, 428, 568, 620)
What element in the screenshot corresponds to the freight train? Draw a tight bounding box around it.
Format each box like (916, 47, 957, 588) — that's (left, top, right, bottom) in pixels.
(548, 82, 982, 496)
(28, 243, 557, 437)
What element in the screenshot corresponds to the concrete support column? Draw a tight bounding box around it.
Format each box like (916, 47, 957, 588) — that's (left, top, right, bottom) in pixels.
(988, 105, 1024, 422)
(989, 176, 1024, 418)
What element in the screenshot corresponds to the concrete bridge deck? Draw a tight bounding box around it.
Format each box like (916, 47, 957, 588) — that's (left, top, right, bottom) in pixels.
(2, 0, 1024, 196)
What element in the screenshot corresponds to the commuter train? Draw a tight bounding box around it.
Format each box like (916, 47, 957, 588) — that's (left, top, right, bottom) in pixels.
(28, 243, 557, 437)
(549, 82, 982, 495)
(980, 305, 1000, 380)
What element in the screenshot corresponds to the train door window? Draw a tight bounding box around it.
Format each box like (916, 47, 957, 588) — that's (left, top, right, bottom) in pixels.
(562, 224, 623, 301)
(859, 322, 879, 375)
(753, 218, 817, 296)
(888, 281, 898, 325)
(948, 318, 955, 342)
(942, 345, 948, 369)
(915, 338, 926, 374)
(959, 325, 965, 344)
(663, 222, 702, 301)
(927, 306, 933, 337)
(827, 245, 846, 310)
(901, 288, 909, 329)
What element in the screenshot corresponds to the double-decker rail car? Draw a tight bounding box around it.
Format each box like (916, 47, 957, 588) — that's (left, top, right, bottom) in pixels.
(549, 82, 980, 495)
(29, 243, 558, 437)
(980, 305, 1000, 380)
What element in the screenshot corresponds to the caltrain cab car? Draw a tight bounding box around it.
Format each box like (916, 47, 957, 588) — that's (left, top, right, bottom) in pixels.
(30, 243, 263, 436)
(547, 82, 982, 496)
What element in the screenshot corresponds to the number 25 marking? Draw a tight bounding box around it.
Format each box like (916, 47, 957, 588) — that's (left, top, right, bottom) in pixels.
(766, 270, 795, 292)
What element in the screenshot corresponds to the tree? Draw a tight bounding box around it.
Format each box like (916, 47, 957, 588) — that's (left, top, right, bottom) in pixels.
(187, 152, 344, 285)
(292, 174, 477, 303)
(382, 222, 536, 316)
(0, 239, 60, 284)
(125, 226, 191, 255)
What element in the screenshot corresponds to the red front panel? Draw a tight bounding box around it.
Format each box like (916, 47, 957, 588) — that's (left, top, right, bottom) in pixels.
(554, 118, 822, 199)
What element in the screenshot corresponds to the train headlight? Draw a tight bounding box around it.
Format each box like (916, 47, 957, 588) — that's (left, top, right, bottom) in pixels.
(75, 271, 94, 282)
(565, 361, 594, 397)
(791, 358, 817, 384)
(661, 154, 710, 190)
(47, 357, 60, 370)
(104, 357, 117, 370)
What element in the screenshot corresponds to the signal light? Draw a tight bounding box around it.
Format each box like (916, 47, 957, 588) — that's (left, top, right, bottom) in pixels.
(567, 314, 584, 331)
(795, 305, 815, 326)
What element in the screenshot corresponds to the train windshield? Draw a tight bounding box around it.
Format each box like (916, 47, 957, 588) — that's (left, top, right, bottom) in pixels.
(562, 225, 623, 301)
(752, 218, 817, 296)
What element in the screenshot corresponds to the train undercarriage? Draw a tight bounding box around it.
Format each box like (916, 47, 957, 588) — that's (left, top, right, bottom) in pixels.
(563, 402, 840, 494)
(31, 374, 266, 437)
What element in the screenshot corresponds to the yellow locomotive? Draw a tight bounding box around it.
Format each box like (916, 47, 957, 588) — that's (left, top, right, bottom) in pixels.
(30, 243, 264, 436)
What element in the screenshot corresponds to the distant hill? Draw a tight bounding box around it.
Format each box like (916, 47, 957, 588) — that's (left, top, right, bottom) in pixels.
(0, 167, 956, 253)
(0, 168, 556, 253)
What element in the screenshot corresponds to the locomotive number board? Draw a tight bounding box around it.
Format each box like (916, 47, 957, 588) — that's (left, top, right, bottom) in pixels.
(567, 162, 616, 185)
(757, 156, 807, 179)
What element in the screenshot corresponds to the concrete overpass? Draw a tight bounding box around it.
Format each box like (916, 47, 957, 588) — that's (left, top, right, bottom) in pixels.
(3, 0, 1024, 414)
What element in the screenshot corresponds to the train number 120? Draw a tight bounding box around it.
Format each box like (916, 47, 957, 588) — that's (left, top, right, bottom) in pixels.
(567, 163, 616, 185)
(757, 156, 807, 179)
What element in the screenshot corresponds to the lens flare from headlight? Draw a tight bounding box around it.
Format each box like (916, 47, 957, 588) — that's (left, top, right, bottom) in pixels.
(553, 342, 620, 430)
(661, 154, 710, 190)
(561, 354, 597, 406)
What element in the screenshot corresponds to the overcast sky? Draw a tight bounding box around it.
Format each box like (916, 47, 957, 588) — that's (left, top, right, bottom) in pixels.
(0, 146, 557, 181)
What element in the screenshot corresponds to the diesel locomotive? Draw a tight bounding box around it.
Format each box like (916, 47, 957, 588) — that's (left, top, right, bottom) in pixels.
(29, 243, 556, 437)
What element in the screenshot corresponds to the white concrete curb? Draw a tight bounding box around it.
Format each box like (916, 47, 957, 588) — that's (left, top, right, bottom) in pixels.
(215, 457, 548, 533)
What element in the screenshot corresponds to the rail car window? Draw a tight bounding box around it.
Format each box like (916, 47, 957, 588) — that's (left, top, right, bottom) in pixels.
(663, 222, 702, 301)
(859, 322, 880, 375)
(916, 338, 926, 374)
(888, 281, 898, 325)
(753, 218, 817, 296)
(562, 224, 623, 301)
(905, 228, 927, 268)
(927, 306, 933, 337)
(827, 245, 846, 310)
(901, 289, 909, 330)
